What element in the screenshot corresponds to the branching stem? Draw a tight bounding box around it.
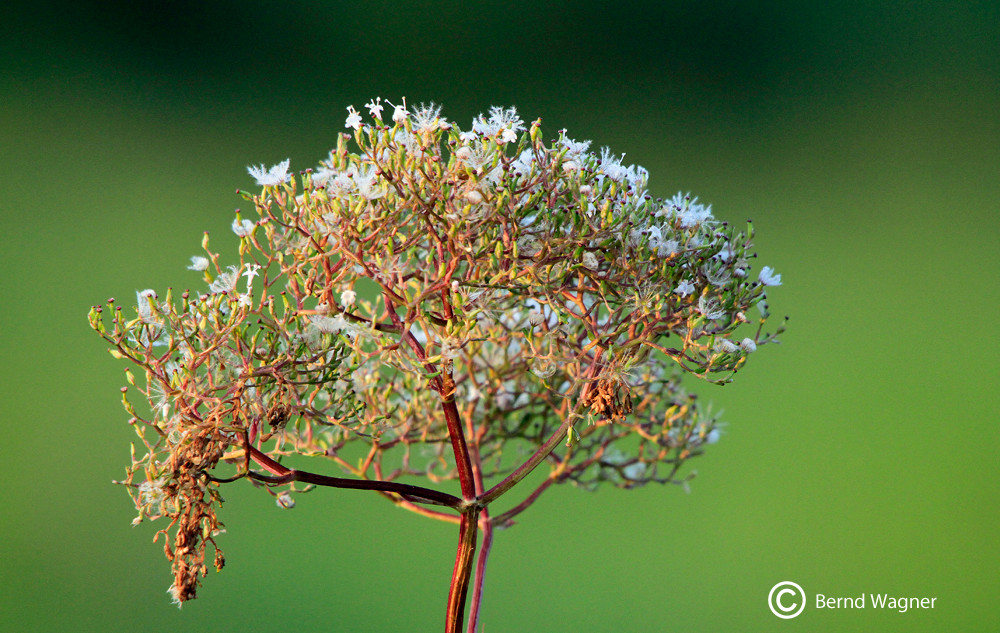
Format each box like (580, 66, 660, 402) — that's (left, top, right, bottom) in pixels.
(243, 445, 463, 508)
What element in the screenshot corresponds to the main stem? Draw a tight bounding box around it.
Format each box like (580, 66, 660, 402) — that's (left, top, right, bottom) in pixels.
(466, 511, 493, 633)
(446, 510, 479, 633)
(440, 372, 479, 633)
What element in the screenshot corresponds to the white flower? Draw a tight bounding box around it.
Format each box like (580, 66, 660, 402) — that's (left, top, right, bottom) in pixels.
(340, 289, 356, 306)
(697, 296, 726, 320)
(657, 239, 679, 258)
(465, 189, 484, 204)
(232, 217, 255, 237)
(714, 338, 739, 354)
(136, 289, 157, 322)
(276, 491, 295, 509)
(241, 264, 261, 303)
(500, 127, 519, 144)
(599, 147, 628, 182)
(759, 266, 782, 286)
(412, 102, 444, 133)
(472, 106, 524, 143)
(242, 264, 261, 284)
(705, 265, 732, 287)
(388, 97, 408, 123)
(209, 265, 240, 293)
(740, 338, 757, 353)
(561, 136, 592, 156)
(345, 106, 363, 130)
(664, 192, 713, 228)
(355, 164, 387, 200)
(247, 159, 291, 186)
(137, 476, 167, 508)
(582, 251, 599, 269)
(674, 280, 695, 297)
(187, 256, 209, 271)
(365, 97, 384, 120)
(625, 164, 649, 192)
(311, 313, 348, 333)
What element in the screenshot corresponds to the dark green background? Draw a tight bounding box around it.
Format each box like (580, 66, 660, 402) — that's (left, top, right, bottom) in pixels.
(2, 1, 997, 631)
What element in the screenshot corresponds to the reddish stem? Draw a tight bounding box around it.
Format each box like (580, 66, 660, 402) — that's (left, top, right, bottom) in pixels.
(242, 445, 463, 508)
(466, 511, 494, 633)
(446, 510, 479, 633)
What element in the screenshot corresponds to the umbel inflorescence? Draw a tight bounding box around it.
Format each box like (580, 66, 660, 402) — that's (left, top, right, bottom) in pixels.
(89, 98, 783, 626)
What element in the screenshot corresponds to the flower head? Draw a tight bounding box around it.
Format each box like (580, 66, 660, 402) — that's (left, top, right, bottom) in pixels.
(242, 264, 261, 286)
(365, 97, 384, 120)
(472, 106, 524, 143)
(209, 265, 240, 294)
(714, 338, 738, 354)
(759, 266, 782, 286)
(674, 280, 695, 297)
(412, 102, 444, 133)
(697, 296, 727, 320)
(247, 159, 291, 186)
(231, 218, 255, 237)
(387, 98, 408, 124)
(136, 289, 158, 323)
(345, 106, 363, 131)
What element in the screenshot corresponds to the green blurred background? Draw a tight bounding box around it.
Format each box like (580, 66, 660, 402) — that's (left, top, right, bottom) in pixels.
(2, 1, 997, 631)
